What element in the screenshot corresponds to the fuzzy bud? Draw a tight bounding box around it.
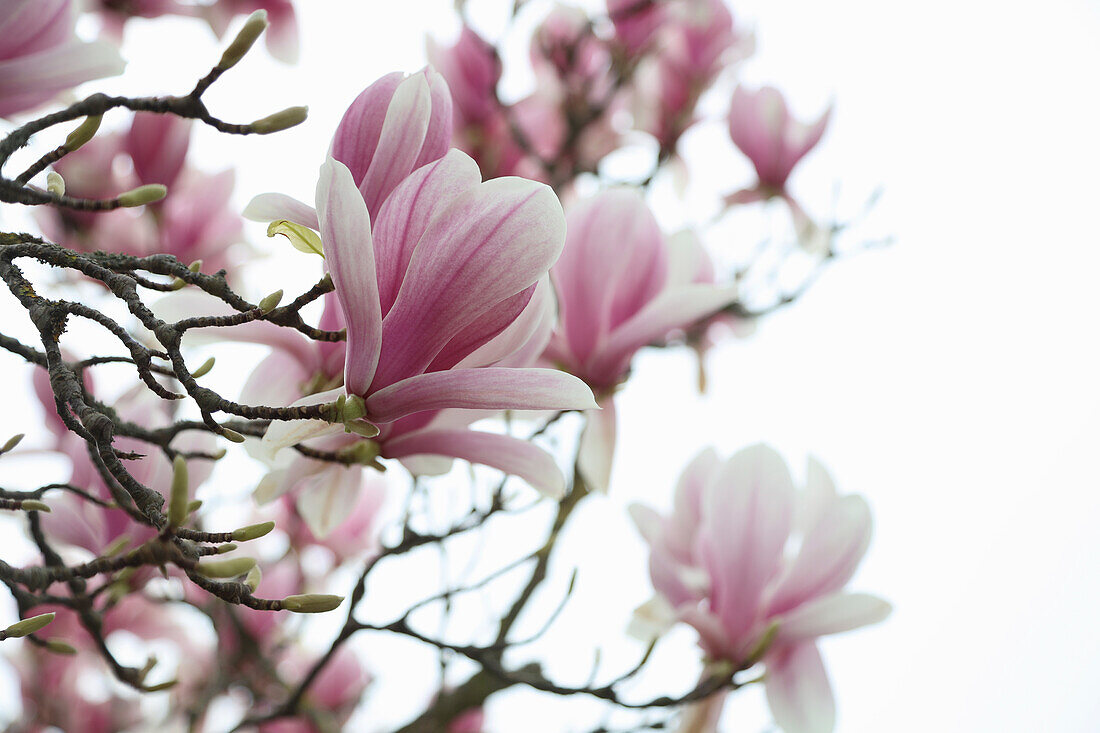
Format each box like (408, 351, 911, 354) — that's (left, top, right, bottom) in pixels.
(222, 428, 246, 444)
(217, 10, 268, 70)
(281, 594, 344, 614)
(167, 455, 189, 528)
(64, 115, 102, 151)
(45, 638, 77, 655)
(118, 184, 167, 208)
(196, 556, 256, 578)
(258, 290, 283, 314)
(186, 499, 203, 514)
(244, 565, 262, 592)
(231, 521, 275, 542)
(215, 543, 238, 555)
(19, 500, 50, 513)
(46, 171, 65, 197)
(250, 106, 308, 134)
(188, 260, 203, 273)
(191, 357, 215, 379)
(1, 433, 24, 453)
(3, 612, 55, 638)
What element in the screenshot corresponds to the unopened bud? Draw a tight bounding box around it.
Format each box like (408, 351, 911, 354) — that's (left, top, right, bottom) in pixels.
(215, 543, 238, 554)
(187, 259, 203, 273)
(244, 564, 262, 592)
(250, 106, 308, 135)
(20, 500, 50, 513)
(169, 277, 187, 291)
(217, 10, 268, 70)
(222, 428, 246, 444)
(196, 556, 256, 579)
(191, 357, 215, 379)
(281, 594, 343, 614)
(186, 499, 203, 514)
(118, 184, 167, 208)
(267, 220, 323, 256)
(64, 115, 102, 151)
(46, 171, 65, 197)
(258, 290, 283, 314)
(232, 520, 275, 542)
(341, 394, 367, 422)
(1, 433, 24, 453)
(4, 612, 55, 638)
(167, 455, 189, 529)
(45, 638, 77, 655)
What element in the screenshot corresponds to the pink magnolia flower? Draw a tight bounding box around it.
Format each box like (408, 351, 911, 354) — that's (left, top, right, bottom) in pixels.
(607, 0, 666, 54)
(427, 26, 501, 130)
(329, 68, 454, 220)
(630, 446, 891, 733)
(631, 0, 752, 148)
(726, 85, 830, 206)
(258, 647, 370, 732)
(542, 189, 738, 491)
(0, 0, 124, 118)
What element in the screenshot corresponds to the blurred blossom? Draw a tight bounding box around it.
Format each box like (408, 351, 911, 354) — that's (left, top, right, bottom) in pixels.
(259, 647, 371, 732)
(92, 0, 300, 63)
(35, 113, 244, 275)
(630, 446, 891, 733)
(272, 473, 386, 563)
(607, 0, 666, 54)
(543, 189, 737, 491)
(0, 0, 124, 118)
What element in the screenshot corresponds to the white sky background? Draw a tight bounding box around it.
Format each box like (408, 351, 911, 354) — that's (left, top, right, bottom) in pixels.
(1, 0, 1099, 731)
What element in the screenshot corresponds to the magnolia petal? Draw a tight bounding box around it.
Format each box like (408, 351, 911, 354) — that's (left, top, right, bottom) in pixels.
(577, 399, 616, 493)
(254, 468, 290, 504)
(242, 192, 320, 229)
(426, 286, 535, 372)
(360, 73, 433, 216)
(297, 464, 364, 539)
(0, 40, 124, 118)
(372, 177, 565, 389)
(383, 429, 566, 498)
(764, 643, 836, 733)
(767, 495, 872, 616)
(588, 284, 739, 380)
(626, 595, 678, 643)
(127, 113, 191, 188)
(774, 592, 892, 645)
(366, 367, 596, 424)
(701, 444, 794, 643)
(317, 158, 382, 395)
(259, 387, 345, 460)
(372, 150, 485, 316)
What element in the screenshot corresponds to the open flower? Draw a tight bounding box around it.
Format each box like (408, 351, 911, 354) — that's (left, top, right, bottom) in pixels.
(543, 189, 738, 491)
(0, 0, 124, 118)
(631, 446, 891, 733)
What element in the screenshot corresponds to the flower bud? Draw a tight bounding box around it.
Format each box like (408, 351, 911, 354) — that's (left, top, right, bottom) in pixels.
(215, 543, 238, 554)
(258, 290, 283, 314)
(196, 556, 256, 578)
(45, 638, 77, 655)
(188, 259, 203, 273)
(118, 184, 167, 208)
(46, 171, 65, 197)
(191, 357, 215, 378)
(19, 500, 50, 513)
(244, 564, 262, 592)
(187, 499, 203, 514)
(222, 428, 246, 444)
(231, 521, 275, 542)
(267, 220, 323, 256)
(64, 115, 102, 151)
(217, 10, 269, 70)
(281, 594, 344, 614)
(3, 612, 55, 638)
(167, 455, 189, 529)
(1, 433, 24, 453)
(250, 106, 308, 135)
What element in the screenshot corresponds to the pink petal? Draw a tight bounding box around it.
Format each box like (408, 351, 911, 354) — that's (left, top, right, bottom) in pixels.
(700, 444, 794, 643)
(372, 176, 565, 389)
(359, 72, 434, 216)
(587, 284, 738, 381)
(371, 150, 482, 316)
(774, 592, 892, 645)
(457, 276, 556, 369)
(366, 367, 596, 424)
(767, 495, 872, 616)
(242, 192, 319, 230)
(577, 399, 616, 493)
(764, 643, 836, 733)
(383, 429, 566, 498)
(426, 286, 535, 371)
(317, 158, 382, 395)
(260, 387, 346, 460)
(126, 113, 191, 188)
(0, 39, 124, 117)
(330, 72, 404, 186)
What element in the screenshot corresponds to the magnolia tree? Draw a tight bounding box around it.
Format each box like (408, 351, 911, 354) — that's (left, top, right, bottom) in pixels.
(0, 1, 888, 731)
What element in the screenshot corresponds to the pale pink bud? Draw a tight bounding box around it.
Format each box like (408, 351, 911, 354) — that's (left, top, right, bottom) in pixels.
(728, 85, 831, 191)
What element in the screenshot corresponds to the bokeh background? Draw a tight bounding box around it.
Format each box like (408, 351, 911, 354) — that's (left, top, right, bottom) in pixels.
(1, 1, 1098, 730)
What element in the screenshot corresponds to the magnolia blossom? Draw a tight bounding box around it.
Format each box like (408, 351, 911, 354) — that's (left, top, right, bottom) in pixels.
(606, 0, 666, 54)
(257, 647, 371, 732)
(0, 0, 124, 118)
(630, 446, 891, 733)
(36, 113, 244, 275)
(726, 85, 831, 241)
(631, 0, 752, 148)
(543, 189, 738, 491)
(92, 0, 300, 63)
